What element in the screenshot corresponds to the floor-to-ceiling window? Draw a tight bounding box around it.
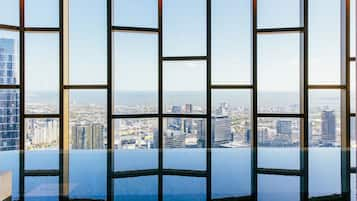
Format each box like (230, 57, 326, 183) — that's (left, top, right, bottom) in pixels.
(0, 0, 355, 201)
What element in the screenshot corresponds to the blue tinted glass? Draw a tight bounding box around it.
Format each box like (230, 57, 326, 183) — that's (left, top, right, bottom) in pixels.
(164, 176, 206, 201)
(25, 0, 59, 27)
(0, 0, 19, 26)
(114, 0, 158, 28)
(25, 176, 59, 201)
(114, 176, 158, 201)
(258, 175, 299, 201)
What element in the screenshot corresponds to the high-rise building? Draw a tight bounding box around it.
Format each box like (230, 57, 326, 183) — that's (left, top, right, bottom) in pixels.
(71, 122, 104, 149)
(276, 120, 292, 135)
(211, 115, 231, 147)
(0, 38, 19, 151)
(184, 104, 192, 113)
(321, 110, 336, 145)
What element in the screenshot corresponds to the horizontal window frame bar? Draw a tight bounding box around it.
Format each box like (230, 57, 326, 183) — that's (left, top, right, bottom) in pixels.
(112, 169, 158, 178)
(112, 169, 207, 178)
(257, 113, 304, 118)
(0, 24, 19, 30)
(162, 56, 207, 61)
(24, 170, 60, 177)
(211, 85, 253, 89)
(112, 114, 159, 119)
(162, 113, 208, 118)
(63, 85, 108, 89)
(24, 27, 61, 32)
(308, 194, 344, 201)
(24, 114, 60, 118)
(112, 26, 159, 33)
(212, 196, 254, 201)
(0, 85, 20, 89)
(256, 168, 302, 176)
(350, 167, 356, 173)
(257, 27, 304, 34)
(162, 169, 207, 177)
(308, 85, 346, 89)
(351, 113, 356, 117)
(350, 57, 356, 61)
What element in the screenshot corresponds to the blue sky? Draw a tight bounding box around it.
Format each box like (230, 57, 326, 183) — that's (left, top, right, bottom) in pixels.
(0, 0, 354, 92)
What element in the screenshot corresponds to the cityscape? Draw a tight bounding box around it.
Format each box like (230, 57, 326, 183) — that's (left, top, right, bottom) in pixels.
(0, 38, 352, 153)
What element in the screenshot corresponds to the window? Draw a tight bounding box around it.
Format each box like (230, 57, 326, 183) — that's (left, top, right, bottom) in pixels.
(0, 0, 353, 200)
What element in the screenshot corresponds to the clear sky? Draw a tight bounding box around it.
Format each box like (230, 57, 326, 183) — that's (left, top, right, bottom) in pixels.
(0, 0, 354, 92)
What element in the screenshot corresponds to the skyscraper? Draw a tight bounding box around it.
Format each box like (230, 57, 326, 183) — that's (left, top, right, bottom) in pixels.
(321, 110, 336, 145)
(71, 121, 104, 149)
(0, 38, 19, 151)
(211, 115, 231, 147)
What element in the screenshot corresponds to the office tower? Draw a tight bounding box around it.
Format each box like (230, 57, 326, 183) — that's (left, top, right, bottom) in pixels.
(183, 119, 193, 133)
(211, 115, 231, 146)
(216, 102, 229, 116)
(308, 121, 313, 145)
(245, 129, 251, 145)
(321, 110, 336, 145)
(0, 38, 19, 151)
(91, 123, 104, 149)
(184, 104, 193, 113)
(276, 120, 292, 135)
(164, 130, 185, 148)
(196, 119, 206, 147)
(71, 122, 104, 149)
(171, 105, 181, 113)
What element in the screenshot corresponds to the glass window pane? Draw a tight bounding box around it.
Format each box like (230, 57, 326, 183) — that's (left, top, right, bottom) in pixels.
(114, 32, 158, 114)
(69, 90, 106, 200)
(69, 0, 107, 84)
(114, 118, 158, 171)
(163, 61, 206, 114)
(257, 0, 301, 29)
(163, 0, 206, 56)
(212, 89, 252, 199)
(25, 176, 58, 201)
(164, 176, 206, 201)
(163, 118, 206, 170)
(25, 0, 59, 27)
(309, 90, 341, 197)
(352, 174, 356, 201)
(0, 31, 19, 85)
(258, 33, 300, 114)
(351, 117, 356, 168)
(25, 118, 59, 170)
(351, 0, 356, 58)
(309, 0, 341, 84)
(258, 175, 300, 201)
(113, 0, 158, 28)
(351, 62, 356, 113)
(0, 0, 19, 26)
(258, 118, 300, 170)
(212, 0, 252, 85)
(25, 33, 59, 114)
(114, 176, 158, 201)
(0, 89, 19, 201)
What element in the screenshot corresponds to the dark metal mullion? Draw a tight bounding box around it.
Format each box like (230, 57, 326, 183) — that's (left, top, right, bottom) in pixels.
(59, 0, 66, 200)
(256, 168, 303, 176)
(158, 0, 163, 200)
(252, 0, 258, 199)
(301, 0, 309, 200)
(211, 85, 253, 89)
(112, 26, 159, 33)
(0, 24, 20, 30)
(24, 27, 61, 32)
(24, 114, 60, 118)
(257, 113, 304, 118)
(162, 56, 207, 61)
(0, 85, 21, 89)
(308, 85, 347, 89)
(63, 84, 108, 89)
(206, 0, 212, 200)
(19, 0, 25, 200)
(350, 57, 356, 61)
(24, 170, 60, 177)
(341, 0, 351, 199)
(257, 27, 305, 33)
(107, 0, 113, 200)
(351, 113, 356, 117)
